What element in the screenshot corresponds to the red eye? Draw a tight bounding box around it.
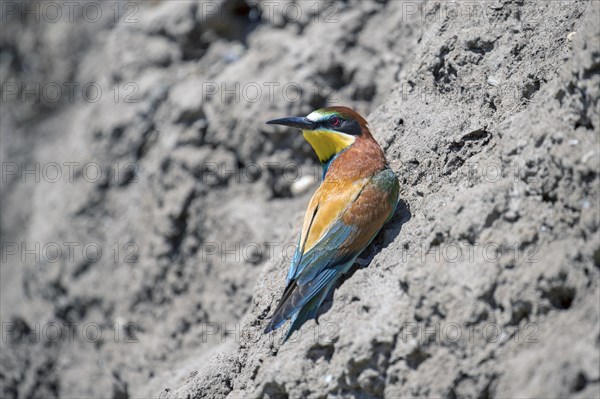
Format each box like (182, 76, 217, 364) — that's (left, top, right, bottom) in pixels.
(330, 116, 341, 127)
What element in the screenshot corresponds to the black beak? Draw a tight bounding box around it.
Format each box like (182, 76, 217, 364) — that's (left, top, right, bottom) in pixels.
(266, 116, 315, 130)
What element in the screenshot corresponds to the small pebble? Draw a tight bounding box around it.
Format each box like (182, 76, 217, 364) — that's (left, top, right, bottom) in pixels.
(291, 175, 316, 196)
(582, 199, 590, 209)
(582, 151, 595, 163)
(504, 211, 519, 222)
(568, 139, 579, 146)
(487, 76, 499, 86)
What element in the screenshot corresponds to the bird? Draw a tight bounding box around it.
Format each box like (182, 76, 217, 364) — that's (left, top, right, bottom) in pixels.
(264, 106, 400, 342)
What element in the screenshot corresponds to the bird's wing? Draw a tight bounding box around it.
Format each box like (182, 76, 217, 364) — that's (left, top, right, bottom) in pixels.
(285, 236, 303, 284)
(267, 168, 399, 331)
(285, 176, 369, 284)
(296, 168, 399, 285)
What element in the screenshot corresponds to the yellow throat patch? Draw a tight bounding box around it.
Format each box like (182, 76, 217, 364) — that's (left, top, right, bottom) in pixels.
(302, 130, 356, 162)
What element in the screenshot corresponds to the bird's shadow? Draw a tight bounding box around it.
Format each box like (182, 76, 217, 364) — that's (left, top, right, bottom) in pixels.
(315, 199, 412, 320)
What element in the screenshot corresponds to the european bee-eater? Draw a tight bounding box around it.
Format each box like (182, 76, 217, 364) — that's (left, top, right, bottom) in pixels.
(264, 106, 400, 342)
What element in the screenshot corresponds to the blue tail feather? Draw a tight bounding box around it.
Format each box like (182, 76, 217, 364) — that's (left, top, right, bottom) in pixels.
(283, 280, 335, 342)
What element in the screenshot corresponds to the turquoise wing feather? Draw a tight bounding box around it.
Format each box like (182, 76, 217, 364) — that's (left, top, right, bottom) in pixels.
(286, 236, 303, 284)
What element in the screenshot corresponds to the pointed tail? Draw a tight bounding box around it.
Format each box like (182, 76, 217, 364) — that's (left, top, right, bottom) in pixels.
(281, 279, 337, 342)
(264, 268, 338, 335)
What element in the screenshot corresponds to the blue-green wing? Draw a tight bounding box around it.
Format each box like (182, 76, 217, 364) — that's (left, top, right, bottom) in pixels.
(265, 168, 399, 334)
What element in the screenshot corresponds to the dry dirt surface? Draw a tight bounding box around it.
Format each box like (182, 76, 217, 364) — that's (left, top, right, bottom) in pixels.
(1, 1, 599, 398)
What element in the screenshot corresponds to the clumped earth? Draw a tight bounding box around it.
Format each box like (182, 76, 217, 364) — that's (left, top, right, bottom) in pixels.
(1, 0, 598, 398)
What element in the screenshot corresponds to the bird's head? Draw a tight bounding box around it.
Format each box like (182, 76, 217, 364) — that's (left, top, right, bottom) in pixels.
(267, 106, 371, 163)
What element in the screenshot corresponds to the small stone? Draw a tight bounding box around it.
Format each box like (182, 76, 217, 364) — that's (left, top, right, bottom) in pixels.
(291, 175, 316, 196)
(504, 210, 519, 222)
(487, 76, 499, 86)
(581, 199, 590, 209)
(582, 151, 595, 163)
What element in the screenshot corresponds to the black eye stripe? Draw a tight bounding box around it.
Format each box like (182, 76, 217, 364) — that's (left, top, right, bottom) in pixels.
(318, 116, 341, 127)
(317, 116, 360, 135)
